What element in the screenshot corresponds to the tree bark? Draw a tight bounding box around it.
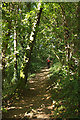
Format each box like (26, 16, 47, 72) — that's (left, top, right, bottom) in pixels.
(23, 3, 43, 84)
(14, 27, 17, 82)
(13, 4, 19, 82)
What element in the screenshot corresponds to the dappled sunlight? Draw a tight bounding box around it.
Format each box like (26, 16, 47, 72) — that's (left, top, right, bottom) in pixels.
(40, 67, 49, 72)
(36, 72, 49, 78)
(2, 2, 79, 119)
(36, 113, 50, 119)
(3, 67, 53, 119)
(30, 87, 35, 90)
(29, 80, 35, 84)
(47, 105, 53, 110)
(44, 94, 49, 97)
(6, 106, 16, 110)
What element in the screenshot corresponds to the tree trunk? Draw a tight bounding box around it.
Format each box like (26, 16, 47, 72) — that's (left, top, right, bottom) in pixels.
(23, 3, 43, 84)
(13, 4, 18, 82)
(14, 27, 17, 82)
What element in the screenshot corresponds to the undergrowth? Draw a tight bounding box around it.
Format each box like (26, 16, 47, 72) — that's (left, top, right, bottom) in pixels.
(49, 62, 79, 118)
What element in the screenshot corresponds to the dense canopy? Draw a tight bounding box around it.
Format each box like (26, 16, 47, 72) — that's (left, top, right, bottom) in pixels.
(2, 2, 80, 119)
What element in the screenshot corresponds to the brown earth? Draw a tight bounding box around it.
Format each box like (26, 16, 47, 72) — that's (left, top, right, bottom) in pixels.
(2, 67, 54, 119)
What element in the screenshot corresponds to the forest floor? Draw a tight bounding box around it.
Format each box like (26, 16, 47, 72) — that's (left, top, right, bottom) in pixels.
(3, 67, 54, 119)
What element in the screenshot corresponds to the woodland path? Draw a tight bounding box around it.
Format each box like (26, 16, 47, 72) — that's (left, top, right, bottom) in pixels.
(3, 67, 53, 119)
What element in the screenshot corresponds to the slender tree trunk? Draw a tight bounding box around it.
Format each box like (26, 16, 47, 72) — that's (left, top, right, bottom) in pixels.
(14, 27, 17, 82)
(23, 2, 43, 84)
(13, 4, 18, 82)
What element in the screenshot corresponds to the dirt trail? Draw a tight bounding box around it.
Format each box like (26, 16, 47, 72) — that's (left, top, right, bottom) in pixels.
(3, 67, 53, 119)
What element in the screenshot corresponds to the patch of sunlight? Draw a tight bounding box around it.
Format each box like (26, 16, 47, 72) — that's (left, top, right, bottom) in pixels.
(74, 34, 77, 36)
(47, 105, 53, 110)
(38, 73, 44, 77)
(45, 69, 49, 72)
(46, 85, 51, 90)
(14, 115, 17, 117)
(37, 108, 43, 111)
(7, 106, 16, 110)
(18, 107, 23, 109)
(44, 94, 48, 97)
(53, 100, 56, 104)
(41, 104, 45, 108)
(54, 82, 59, 89)
(26, 45, 30, 50)
(29, 104, 33, 107)
(37, 114, 50, 119)
(7, 106, 23, 110)
(57, 113, 59, 115)
(29, 80, 35, 83)
(30, 87, 35, 90)
(58, 105, 65, 111)
(32, 109, 37, 113)
(19, 114, 22, 117)
(30, 35, 34, 41)
(52, 100, 56, 108)
(47, 74, 50, 77)
(24, 111, 33, 118)
(20, 70, 25, 78)
(41, 85, 44, 88)
(41, 98, 45, 100)
(46, 96, 51, 100)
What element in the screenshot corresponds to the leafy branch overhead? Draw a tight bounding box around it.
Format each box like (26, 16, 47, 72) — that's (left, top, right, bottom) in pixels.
(2, 2, 80, 118)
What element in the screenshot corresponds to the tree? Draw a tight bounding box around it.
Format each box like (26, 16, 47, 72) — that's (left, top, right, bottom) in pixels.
(2, 2, 80, 118)
(22, 2, 43, 84)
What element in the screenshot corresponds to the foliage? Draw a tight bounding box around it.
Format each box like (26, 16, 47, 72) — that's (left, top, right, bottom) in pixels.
(50, 63, 79, 118)
(2, 2, 80, 118)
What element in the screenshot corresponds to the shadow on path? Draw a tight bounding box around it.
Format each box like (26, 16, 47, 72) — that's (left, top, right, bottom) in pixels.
(3, 67, 53, 119)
